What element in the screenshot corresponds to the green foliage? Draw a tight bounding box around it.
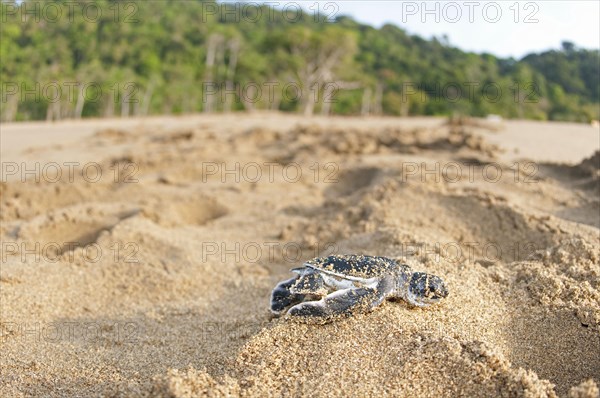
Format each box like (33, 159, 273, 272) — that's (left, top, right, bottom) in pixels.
(1, 0, 598, 122)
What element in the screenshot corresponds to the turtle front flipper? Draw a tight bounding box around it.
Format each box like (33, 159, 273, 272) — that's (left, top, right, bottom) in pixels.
(270, 277, 305, 315)
(287, 286, 386, 319)
(290, 271, 326, 295)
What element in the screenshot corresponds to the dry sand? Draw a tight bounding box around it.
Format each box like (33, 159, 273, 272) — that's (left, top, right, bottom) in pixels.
(1, 113, 599, 397)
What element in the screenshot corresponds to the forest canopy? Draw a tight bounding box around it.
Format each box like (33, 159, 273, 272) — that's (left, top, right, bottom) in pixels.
(1, 0, 598, 122)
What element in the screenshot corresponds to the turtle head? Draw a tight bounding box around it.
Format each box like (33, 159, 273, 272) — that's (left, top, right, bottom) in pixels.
(406, 272, 448, 306)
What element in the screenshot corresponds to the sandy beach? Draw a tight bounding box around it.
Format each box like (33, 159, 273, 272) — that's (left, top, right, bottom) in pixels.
(1, 113, 599, 397)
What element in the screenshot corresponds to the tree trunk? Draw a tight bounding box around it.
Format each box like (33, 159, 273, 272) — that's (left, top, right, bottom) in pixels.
(241, 84, 256, 112)
(46, 101, 60, 121)
(269, 79, 282, 111)
(373, 82, 384, 115)
(292, 44, 347, 117)
(139, 80, 155, 116)
(104, 96, 115, 118)
(320, 83, 336, 116)
(400, 99, 409, 117)
(2, 94, 18, 122)
(224, 38, 239, 113)
(302, 82, 317, 116)
(203, 34, 223, 113)
(270, 94, 281, 111)
(361, 87, 372, 116)
(74, 83, 85, 119)
(121, 93, 130, 117)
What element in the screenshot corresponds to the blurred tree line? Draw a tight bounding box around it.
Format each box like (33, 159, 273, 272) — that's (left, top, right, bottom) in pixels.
(1, 0, 598, 122)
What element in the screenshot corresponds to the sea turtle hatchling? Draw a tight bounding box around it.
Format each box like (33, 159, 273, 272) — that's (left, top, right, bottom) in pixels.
(271, 254, 448, 318)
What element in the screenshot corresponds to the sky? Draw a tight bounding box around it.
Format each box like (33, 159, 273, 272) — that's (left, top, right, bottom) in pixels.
(258, 1, 600, 59)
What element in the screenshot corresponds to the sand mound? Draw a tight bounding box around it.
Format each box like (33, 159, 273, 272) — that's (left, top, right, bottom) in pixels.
(575, 151, 600, 177)
(516, 238, 600, 329)
(569, 380, 600, 398)
(154, 328, 557, 397)
(140, 194, 228, 228)
(237, 123, 502, 164)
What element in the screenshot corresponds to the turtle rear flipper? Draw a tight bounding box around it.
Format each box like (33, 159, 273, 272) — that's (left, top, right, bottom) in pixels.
(270, 277, 305, 315)
(287, 286, 386, 318)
